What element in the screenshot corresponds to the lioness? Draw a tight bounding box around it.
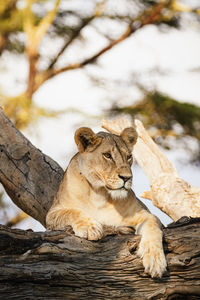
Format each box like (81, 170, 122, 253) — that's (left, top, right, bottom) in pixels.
(46, 126, 167, 278)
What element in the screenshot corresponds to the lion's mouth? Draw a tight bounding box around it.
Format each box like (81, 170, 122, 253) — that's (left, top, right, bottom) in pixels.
(105, 185, 129, 199)
(106, 186, 127, 191)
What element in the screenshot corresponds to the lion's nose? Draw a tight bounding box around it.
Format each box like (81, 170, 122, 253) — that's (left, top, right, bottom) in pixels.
(118, 175, 132, 183)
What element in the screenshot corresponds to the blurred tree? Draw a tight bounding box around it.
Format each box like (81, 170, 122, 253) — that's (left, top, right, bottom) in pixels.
(110, 91, 200, 163)
(0, 0, 199, 129)
(0, 0, 200, 227)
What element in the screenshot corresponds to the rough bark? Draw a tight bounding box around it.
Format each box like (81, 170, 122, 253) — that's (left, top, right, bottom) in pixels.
(0, 106, 64, 226)
(0, 218, 200, 299)
(102, 118, 200, 221)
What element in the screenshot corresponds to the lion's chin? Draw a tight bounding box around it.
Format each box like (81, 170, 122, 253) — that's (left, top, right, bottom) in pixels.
(107, 188, 128, 200)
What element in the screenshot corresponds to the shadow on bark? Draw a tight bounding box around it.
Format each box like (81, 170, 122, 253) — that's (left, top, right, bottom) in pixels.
(0, 218, 200, 299)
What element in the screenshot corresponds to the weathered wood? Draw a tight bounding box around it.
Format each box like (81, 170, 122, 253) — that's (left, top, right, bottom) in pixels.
(0, 106, 64, 226)
(0, 218, 200, 299)
(102, 118, 200, 221)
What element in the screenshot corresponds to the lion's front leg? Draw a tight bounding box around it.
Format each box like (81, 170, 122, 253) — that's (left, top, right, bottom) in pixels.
(137, 220, 167, 278)
(128, 211, 167, 278)
(46, 207, 103, 241)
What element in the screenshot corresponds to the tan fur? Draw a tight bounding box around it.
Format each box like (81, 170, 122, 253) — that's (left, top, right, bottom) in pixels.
(46, 127, 166, 278)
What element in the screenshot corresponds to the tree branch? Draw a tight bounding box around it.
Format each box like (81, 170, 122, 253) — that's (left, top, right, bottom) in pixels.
(5, 211, 27, 227)
(47, 16, 95, 70)
(0, 106, 63, 226)
(34, 0, 60, 48)
(23, 0, 60, 53)
(47, 0, 106, 70)
(171, 0, 200, 14)
(0, 218, 200, 299)
(23, 0, 60, 98)
(35, 1, 168, 90)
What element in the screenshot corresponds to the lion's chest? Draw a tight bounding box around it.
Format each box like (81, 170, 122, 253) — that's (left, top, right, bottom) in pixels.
(87, 194, 125, 226)
(96, 206, 124, 226)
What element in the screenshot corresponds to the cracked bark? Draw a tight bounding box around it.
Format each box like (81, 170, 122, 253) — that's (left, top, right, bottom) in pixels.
(0, 219, 200, 299)
(0, 107, 200, 299)
(0, 106, 63, 226)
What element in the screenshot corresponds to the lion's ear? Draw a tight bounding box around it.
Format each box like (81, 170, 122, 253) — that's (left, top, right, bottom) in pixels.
(120, 127, 138, 151)
(75, 127, 102, 153)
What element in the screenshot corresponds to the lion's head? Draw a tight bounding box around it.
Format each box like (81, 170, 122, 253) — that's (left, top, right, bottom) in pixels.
(74, 126, 138, 199)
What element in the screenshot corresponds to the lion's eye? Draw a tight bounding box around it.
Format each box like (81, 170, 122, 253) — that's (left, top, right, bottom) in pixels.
(127, 154, 132, 161)
(103, 153, 112, 159)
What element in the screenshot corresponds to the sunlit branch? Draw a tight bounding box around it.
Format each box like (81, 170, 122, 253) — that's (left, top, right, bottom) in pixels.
(24, 0, 60, 53)
(171, 0, 200, 14)
(47, 16, 94, 70)
(34, 0, 60, 49)
(6, 211, 28, 227)
(23, 0, 60, 98)
(47, 0, 106, 71)
(36, 1, 168, 90)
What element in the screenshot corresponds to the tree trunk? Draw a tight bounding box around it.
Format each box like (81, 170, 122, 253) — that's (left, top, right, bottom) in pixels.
(0, 218, 200, 299)
(0, 106, 63, 226)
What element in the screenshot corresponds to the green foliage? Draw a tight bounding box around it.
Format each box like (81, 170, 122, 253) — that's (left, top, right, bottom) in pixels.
(1, 94, 59, 129)
(150, 93, 200, 138)
(110, 92, 200, 162)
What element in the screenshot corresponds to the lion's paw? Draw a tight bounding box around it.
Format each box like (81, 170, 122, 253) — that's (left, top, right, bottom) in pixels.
(73, 220, 103, 241)
(137, 240, 167, 278)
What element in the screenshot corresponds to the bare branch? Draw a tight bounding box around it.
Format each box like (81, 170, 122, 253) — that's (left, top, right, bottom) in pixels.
(5, 211, 27, 227)
(171, 0, 200, 14)
(34, 0, 60, 48)
(23, 0, 60, 98)
(23, 0, 60, 53)
(23, 0, 35, 49)
(35, 2, 167, 90)
(47, 16, 94, 70)
(47, 0, 106, 70)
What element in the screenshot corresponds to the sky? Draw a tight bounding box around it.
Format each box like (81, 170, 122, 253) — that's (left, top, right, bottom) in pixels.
(0, 4, 200, 230)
